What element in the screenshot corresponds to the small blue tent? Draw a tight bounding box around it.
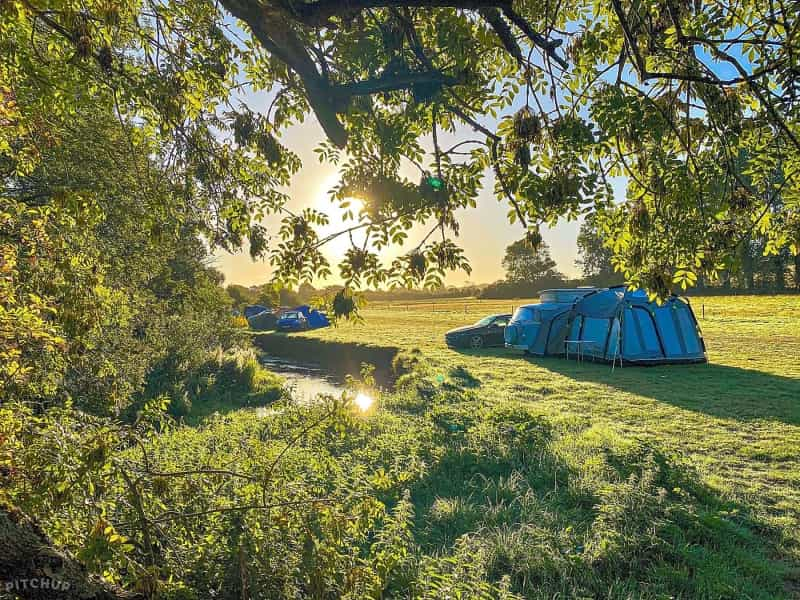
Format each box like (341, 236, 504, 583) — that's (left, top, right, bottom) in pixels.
(295, 305, 330, 329)
(243, 305, 271, 319)
(505, 287, 707, 364)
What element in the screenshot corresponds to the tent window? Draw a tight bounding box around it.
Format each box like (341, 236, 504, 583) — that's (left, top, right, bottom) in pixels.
(655, 307, 682, 356)
(622, 309, 642, 355)
(566, 316, 583, 353)
(676, 308, 701, 354)
(624, 307, 662, 357)
(512, 307, 536, 322)
(581, 318, 609, 356)
(634, 309, 663, 355)
(546, 312, 569, 355)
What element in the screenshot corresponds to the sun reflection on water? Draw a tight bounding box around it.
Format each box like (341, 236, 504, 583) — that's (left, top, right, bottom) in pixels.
(354, 392, 374, 412)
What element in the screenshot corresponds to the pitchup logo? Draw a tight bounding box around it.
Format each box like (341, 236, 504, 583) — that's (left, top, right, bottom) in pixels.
(2, 577, 71, 593)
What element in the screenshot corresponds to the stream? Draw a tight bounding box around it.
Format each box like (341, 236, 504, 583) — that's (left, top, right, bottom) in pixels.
(259, 355, 346, 402)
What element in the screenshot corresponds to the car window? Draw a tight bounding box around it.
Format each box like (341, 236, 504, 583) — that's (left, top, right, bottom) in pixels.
(474, 316, 494, 326)
(493, 318, 508, 327)
(283, 312, 299, 319)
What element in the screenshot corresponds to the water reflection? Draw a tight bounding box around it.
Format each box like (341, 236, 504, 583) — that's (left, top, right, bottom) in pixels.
(259, 355, 344, 404)
(354, 392, 374, 412)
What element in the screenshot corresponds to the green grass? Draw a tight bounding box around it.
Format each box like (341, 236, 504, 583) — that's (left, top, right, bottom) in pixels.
(278, 294, 800, 595)
(55, 295, 796, 597)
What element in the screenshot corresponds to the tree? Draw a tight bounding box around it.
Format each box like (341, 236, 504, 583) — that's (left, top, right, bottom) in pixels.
(0, 505, 144, 600)
(3, 3, 799, 593)
(576, 215, 624, 286)
(795, 255, 800, 291)
(502, 239, 562, 284)
(298, 282, 318, 303)
(255, 283, 281, 308)
(226, 284, 257, 311)
(279, 287, 303, 307)
(3, 0, 797, 307)
(1, 61, 244, 596)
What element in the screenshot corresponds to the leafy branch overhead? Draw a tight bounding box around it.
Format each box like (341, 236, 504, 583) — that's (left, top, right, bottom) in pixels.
(2, 0, 799, 307)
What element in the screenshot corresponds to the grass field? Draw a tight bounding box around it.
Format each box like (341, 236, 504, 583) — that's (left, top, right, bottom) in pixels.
(257, 294, 800, 597)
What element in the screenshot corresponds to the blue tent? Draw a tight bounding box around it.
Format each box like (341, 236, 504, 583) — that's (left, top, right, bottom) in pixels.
(295, 305, 330, 329)
(505, 287, 707, 364)
(243, 305, 271, 319)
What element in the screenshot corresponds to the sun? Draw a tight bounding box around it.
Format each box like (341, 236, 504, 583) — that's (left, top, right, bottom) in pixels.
(313, 173, 365, 260)
(313, 172, 364, 216)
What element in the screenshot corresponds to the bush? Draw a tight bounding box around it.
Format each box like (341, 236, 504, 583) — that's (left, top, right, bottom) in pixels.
(189, 348, 285, 413)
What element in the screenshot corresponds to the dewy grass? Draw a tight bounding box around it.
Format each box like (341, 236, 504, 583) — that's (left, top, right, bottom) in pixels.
(284, 294, 800, 596)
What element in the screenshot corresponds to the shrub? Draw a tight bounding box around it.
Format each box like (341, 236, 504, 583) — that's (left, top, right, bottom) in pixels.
(231, 314, 249, 328)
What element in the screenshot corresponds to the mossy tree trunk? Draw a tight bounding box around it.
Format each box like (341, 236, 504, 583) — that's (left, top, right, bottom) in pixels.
(0, 504, 142, 600)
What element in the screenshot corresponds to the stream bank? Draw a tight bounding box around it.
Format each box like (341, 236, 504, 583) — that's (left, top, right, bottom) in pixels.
(252, 333, 405, 389)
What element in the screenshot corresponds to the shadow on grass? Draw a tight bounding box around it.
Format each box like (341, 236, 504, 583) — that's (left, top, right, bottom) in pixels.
(527, 356, 800, 425)
(408, 407, 791, 598)
(447, 365, 482, 388)
(450, 344, 800, 425)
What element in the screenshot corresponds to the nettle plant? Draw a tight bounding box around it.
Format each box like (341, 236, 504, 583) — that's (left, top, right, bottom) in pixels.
(3, 0, 799, 312)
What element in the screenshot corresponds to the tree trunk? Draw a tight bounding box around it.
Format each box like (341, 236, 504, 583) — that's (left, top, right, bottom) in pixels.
(794, 254, 800, 291)
(772, 254, 786, 291)
(0, 504, 143, 600)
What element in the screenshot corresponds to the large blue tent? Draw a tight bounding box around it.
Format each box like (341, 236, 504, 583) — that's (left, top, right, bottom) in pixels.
(505, 287, 707, 364)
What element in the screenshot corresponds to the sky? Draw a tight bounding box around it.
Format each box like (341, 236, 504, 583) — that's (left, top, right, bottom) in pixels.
(212, 110, 591, 289)
(208, 5, 762, 291)
(211, 16, 628, 290)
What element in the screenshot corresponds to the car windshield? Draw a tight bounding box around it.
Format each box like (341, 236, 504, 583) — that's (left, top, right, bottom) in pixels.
(474, 316, 495, 326)
(511, 307, 539, 322)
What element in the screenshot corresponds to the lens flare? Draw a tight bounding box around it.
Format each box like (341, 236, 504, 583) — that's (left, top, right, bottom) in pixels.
(354, 392, 374, 412)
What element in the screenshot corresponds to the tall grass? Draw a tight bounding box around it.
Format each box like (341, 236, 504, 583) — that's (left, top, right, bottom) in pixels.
(160, 347, 285, 421)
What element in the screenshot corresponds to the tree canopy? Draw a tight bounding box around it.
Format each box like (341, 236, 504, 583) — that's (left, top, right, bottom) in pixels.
(502, 238, 561, 283)
(2, 0, 799, 305)
(5, 3, 800, 597)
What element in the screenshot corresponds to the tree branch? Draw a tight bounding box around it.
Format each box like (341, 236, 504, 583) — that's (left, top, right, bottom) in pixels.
(288, 0, 515, 27)
(500, 5, 567, 69)
(479, 7, 524, 64)
(333, 69, 460, 97)
(220, 0, 348, 146)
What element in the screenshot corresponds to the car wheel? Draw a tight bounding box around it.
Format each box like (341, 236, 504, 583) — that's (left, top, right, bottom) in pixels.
(469, 335, 484, 349)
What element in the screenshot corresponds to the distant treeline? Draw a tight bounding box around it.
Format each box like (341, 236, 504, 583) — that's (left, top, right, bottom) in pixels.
(226, 221, 798, 310)
(227, 272, 798, 312)
(360, 285, 484, 301)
